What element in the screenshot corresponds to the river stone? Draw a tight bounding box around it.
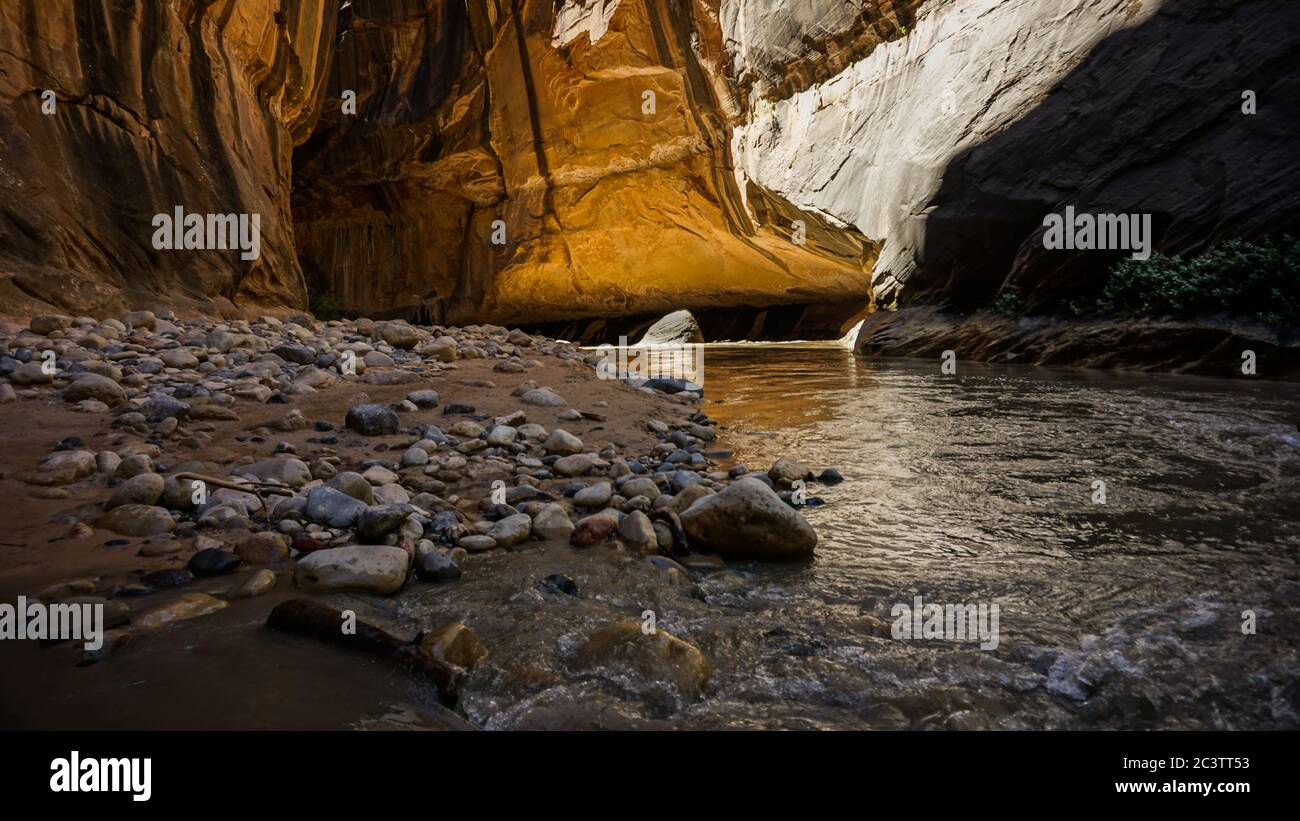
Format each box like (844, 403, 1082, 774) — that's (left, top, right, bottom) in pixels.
(345, 403, 399, 436)
(230, 568, 278, 598)
(105, 472, 165, 509)
(11, 362, 53, 385)
(425, 337, 457, 362)
(271, 344, 315, 365)
(543, 429, 583, 455)
(158, 349, 199, 369)
(667, 483, 713, 514)
(30, 314, 71, 334)
(327, 471, 374, 504)
(574, 482, 613, 507)
(243, 457, 312, 487)
(400, 445, 429, 466)
(98, 504, 175, 536)
(140, 394, 189, 423)
(189, 548, 241, 576)
(26, 450, 97, 485)
(553, 453, 596, 477)
(381, 322, 420, 349)
(419, 623, 487, 670)
(406, 389, 440, 408)
(416, 550, 462, 582)
(62, 373, 126, 406)
(769, 457, 812, 486)
(235, 532, 290, 564)
(571, 512, 619, 547)
(680, 478, 817, 559)
(305, 485, 368, 528)
(619, 476, 662, 501)
(122, 310, 156, 331)
(577, 621, 709, 696)
(135, 592, 227, 631)
(618, 510, 657, 551)
(521, 387, 566, 407)
(531, 503, 575, 541)
(458, 534, 497, 552)
(488, 513, 532, 546)
(294, 546, 409, 595)
(357, 504, 414, 543)
(485, 425, 518, 447)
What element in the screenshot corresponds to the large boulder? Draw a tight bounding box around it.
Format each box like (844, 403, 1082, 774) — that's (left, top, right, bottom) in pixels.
(294, 546, 410, 595)
(679, 478, 817, 559)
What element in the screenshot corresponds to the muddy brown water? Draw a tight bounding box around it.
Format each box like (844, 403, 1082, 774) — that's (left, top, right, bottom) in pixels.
(3, 344, 1299, 729)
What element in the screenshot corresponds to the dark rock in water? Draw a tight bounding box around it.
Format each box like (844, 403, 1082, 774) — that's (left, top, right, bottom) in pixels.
(266, 598, 462, 703)
(817, 468, 844, 484)
(188, 548, 241, 577)
(727, 464, 750, 479)
(357, 503, 415, 543)
(539, 573, 578, 596)
(643, 377, 692, 394)
(313, 420, 334, 432)
(141, 569, 191, 588)
(443, 403, 475, 415)
(54, 437, 85, 451)
(141, 394, 190, 423)
(345, 403, 399, 436)
(416, 550, 462, 582)
(103, 539, 130, 548)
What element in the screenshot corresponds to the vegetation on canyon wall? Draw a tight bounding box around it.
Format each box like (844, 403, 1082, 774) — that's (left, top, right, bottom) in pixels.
(1065, 237, 1300, 328)
(982, 237, 1300, 329)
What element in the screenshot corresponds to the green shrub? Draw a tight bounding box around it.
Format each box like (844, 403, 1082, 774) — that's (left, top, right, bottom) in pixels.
(1068, 236, 1300, 327)
(988, 286, 1024, 317)
(306, 280, 342, 321)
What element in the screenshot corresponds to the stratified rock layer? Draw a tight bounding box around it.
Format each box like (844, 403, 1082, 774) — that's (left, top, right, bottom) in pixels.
(291, 0, 877, 340)
(0, 1, 337, 317)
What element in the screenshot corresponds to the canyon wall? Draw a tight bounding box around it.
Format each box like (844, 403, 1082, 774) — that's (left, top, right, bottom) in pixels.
(2, 0, 1296, 344)
(731, 0, 1300, 314)
(291, 0, 880, 341)
(0, 0, 336, 318)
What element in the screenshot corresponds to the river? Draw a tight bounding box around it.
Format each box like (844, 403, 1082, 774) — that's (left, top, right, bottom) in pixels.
(675, 343, 1300, 728)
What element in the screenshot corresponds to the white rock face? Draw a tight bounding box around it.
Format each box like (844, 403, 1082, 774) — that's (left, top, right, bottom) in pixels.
(552, 0, 622, 48)
(728, 0, 1154, 302)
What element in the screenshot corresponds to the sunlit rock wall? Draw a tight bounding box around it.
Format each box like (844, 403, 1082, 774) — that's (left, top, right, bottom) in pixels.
(292, 0, 879, 340)
(0, 0, 336, 317)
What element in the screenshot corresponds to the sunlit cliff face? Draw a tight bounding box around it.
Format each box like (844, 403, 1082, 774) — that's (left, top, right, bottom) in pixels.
(290, 0, 881, 341)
